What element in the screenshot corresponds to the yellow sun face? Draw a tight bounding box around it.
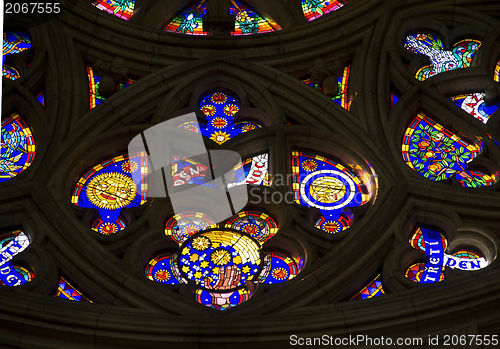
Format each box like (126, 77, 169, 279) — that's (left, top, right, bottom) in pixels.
(310, 176, 346, 204)
(210, 131, 231, 145)
(87, 172, 136, 210)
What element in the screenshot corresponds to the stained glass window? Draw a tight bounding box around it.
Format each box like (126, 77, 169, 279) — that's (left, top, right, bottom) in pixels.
(152, 210, 300, 310)
(3, 31, 31, 56)
(55, 277, 92, 302)
(495, 59, 500, 82)
(404, 34, 481, 81)
(87, 66, 134, 109)
(0, 230, 33, 286)
(3, 31, 32, 81)
(3, 65, 20, 80)
(91, 0, 135, 21)
(451, 93, 500, 124)
(36, 91, 45, 106)
(171, 155, 208, 187)
(409, 227, 447, 252)
(145, 253, 186, 285)
(351, 275, 385, 300)
(405, 263, 443, 283)
(164, 0, 208, 35)
(390, 91, 400, 108)
(455, 170, 498, 188)
(291, 151, 370, 234)
(71, 153, 149, 234)
(195, 287, 251, 311)
(229, 0, 281, 35)
(302, 65, 351, 110)
(165, 211, 218, 244)
(402, 113, 486, 182)
(258, 252, 298, 284)
(301, 0, 352, 21)
(179, 91, 262, 145)
(1, 113, 36, 182)
(225, 210, 278, 244)
(228, 153, 270, 187)
(405, 227, 488, 284)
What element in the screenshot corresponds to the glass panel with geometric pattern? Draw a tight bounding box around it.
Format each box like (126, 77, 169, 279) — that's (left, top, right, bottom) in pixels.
(292, 151, 370, 234)
(71, 153, 149, 234)
(228, 153, 270, 187)
(404, 34, 481, 81)
(229, 0, 281, 35)
(145, 253, 187, 285)
(1, 113, 36, 182)
(91, 0, 135, 21)
(351, 275, 385, 301)
(301, 0, 353, 22)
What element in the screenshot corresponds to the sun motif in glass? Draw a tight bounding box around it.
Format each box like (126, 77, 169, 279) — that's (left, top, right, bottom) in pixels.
(292, 151, 370, 234)
(71, 153, 148, 232)
(152, 211, 300, 310)
(164, 0, 207, 35)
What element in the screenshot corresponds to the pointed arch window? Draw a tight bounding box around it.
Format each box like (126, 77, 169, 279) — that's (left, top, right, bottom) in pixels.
(91, 0, 135, 21)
